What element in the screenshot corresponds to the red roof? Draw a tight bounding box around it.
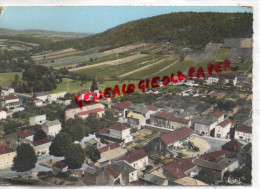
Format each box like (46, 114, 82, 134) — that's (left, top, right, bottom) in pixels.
(79, 89, 91, 95)
(74, 108, 104, 117)
(98, 143, 120, 153)
(160, 127, 194, 146)
(163, 159, 196, 179)
(236, 126, 252, 133)
(211, 110, 224, 118)
(146, 105, 158, 111)
(28, 96, 41, 101)
(110, 122, 129, 131)
(222, 139, 243, 152)
(219, 119, 234, 128)
(105, 165, 121, 178)
(53, 160, 68, 169)
(0, 144, 15, 155)
(17, 130, 35, 138)
(119, 149, 148, 163)
(3, 94, 18, 101)
(131, 180, 144, 186)
(154, 112, 189, 124)
(200, 150, 229, 161)
(33, 138, 52, 146)
(95, 128, 109, 135)
(113, 101, 131, 110)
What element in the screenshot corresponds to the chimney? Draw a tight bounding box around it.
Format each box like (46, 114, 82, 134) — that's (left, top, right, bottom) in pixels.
(108, 145, 110, 151)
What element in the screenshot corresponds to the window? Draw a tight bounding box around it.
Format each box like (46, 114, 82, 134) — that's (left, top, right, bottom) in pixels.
(239, 136, 243, 139)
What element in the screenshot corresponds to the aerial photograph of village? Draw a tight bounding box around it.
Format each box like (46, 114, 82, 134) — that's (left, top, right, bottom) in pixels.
(0, 6, 253, 186)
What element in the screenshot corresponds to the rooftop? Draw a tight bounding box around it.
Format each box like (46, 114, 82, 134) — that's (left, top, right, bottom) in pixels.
(110, 122, 129, 131)
(146, 105, 158, 111)
(53, 160, 68, 169)
(127, 111, 143, 119)
(236, 125, 252, 133)
(194, 158, 238, 171)
(17, 130, 35, 138)
(199, 150, 229, 161)
(74, 108, 104, 117)
(44, 119, 61, 127)
(3, 94, 18, 101)
(219, 119, 235, 128)
(33, 138, 52, 146)
(153, 112, 189, 124)
(222, 139, 244, 152)
(113, 100, 131, 110)
(163, 158, 196, 179)
(119, 149, 148, 163)
(174, 176, 207, 186)
(98, 143, 120, 154)
(111, 161, 136, 174)
(211, 110, 224, 118)
(105, 165, 121, 178)
(0, 144, 15, 155)
(160, 127, 194, 146)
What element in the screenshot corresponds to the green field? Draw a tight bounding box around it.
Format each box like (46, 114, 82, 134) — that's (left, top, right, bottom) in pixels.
(215, 47, 230, 62)
(0, 72, 22, 87)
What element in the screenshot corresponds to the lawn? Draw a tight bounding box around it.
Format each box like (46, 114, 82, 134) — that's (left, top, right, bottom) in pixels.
(0, 72, 22, 87)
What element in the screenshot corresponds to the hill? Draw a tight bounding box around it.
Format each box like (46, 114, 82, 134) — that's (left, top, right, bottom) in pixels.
(55, 12, 252, 51)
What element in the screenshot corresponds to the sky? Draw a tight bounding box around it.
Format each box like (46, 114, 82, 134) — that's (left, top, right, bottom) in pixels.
(0, 6, 252, 34)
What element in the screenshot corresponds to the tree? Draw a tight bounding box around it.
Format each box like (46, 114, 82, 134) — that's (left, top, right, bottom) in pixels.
(64, 143, 85, 169)
(195, 169, 219, 184)
(33, 129, 47, 142)
(64, 118, 86, 141)
(49, 132, 73, 157)
(13, 143, 38, 172)
(85, 145, 100, 162)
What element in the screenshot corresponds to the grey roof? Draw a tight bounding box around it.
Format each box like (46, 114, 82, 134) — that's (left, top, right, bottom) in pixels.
(45, 119, 61, 127)
(141, 173, 167, 185)
(192, 115, 217, 125)
(111, 161, 136, 174)
(128, 104, 149, 114)
(194, 158, 238, 171)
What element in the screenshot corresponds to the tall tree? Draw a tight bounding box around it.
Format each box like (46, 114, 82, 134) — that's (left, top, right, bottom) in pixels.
(64, 143, 85, 169)
(49, 132, 73, 157)
(13, 143, 38, 172)
(33, 129, 47, 142)
(85, 145, 100, 162)
(64, 118, 86, 141)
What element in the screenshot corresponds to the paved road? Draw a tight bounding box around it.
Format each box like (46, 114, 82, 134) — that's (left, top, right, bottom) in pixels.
(199, 135, 229, 153)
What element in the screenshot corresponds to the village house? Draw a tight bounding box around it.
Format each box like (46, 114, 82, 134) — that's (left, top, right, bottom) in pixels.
(74, 108, 104, 119)
(104, 165, 122, 185)
(214, 119, 235, 139)
(119, 149, 148, 171)
(33, 138, 52, 156)
(17, 129, 35, 141)
(52, 160, 68, 174)
(84, 166, 115, 185)
(139, 173, 168, 186)
(0, 144, 16, 170)
(0, 111, 7, 120)
(219, 74, 237, 86)
(110, 161, 138, 185)
(194, 158, 239, 182)
(211, 110, 225, 123)
(234, 125, 252, 143)
(1, 87, 15, 96)
(98, 143, 127, 161)
(1, 94, 20, 110)
(42, 119, 61, 137)
(27, 96, 43, 107)
(199, 150, 229, 162)
(158, 127, 194, 154)
(29, 114, 46, 126)
(192, 115, 218, 136)
(163, 158, 198, 181)
(127, 111, 146, 129)
(112, 101, 131, 118)
(145, 87, 160, 94)
(109, 122, 133, 144)
(150, 111, 191, 130)
(204, 74, 219, 85)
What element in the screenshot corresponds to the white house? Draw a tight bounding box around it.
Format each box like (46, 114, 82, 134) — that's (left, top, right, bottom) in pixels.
(17, 129, 35, 141)
(112, 101, 131, 118)
(2, 94, 20, 110)
(1, 87, 14, 96)
(193, 116, 218, 136)
(205, 75, 219, 85)
(29, 114, 46, 126)
(234, 126, 252, 143)
(215, 119, 234, 139)
(33, 138, 52, 156)
(219, 75, 237, 86)
(127, 112, 146, 129)
(27, 97, 43, 107)
(119, 149, 148, 171)
(0, 111, 7, 120)
(42, 119, 62, 137)
(109, 122, 133, 143)
(211, 110, 225, 124)
(47, 94, 58, 102)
